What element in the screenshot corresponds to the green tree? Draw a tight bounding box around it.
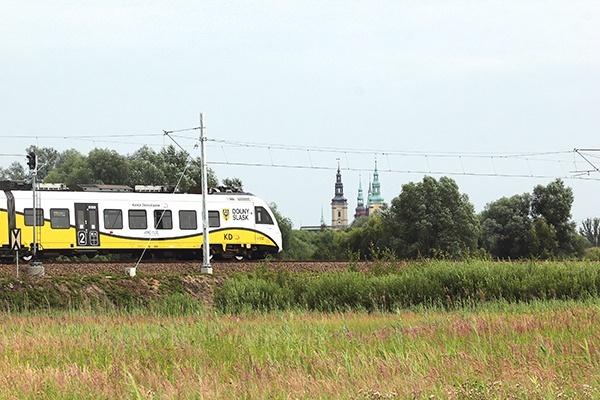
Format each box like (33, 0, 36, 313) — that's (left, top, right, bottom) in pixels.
(311, 229, 349, 260)
(532, 179, 573, 228)
(127, 159, 167, 187)
(345, 214, 386, 260)
(531, 216, 558, 259)
(118, 145, 216, 190)
(282, 229, 318, 260)
(531, 179, 584, 257)
(156, 145, 217, 191)
(0, 161, 27, 181)
(159, 145, 195, 190)
(580, 217, 600, 247)
(384, 176, 480, 259)
(88, 148, 130, 185)
(268, 202, 292, 259)
(44, 149, 94, 185)
(480, 194, 534, 259)
(222, 177, 244, 191)
(127, 145, 168, 187)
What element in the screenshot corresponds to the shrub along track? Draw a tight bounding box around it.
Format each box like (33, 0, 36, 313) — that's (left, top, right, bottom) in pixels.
(0, 260, 364, 311)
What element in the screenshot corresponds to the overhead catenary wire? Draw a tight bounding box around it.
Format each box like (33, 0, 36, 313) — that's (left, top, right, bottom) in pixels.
(133, 126, 202, 270)
(1, 131, 585, 158)
(574, 148, 600, 175)
(1, 132, 584, 162)
(209, 138, 574, 159)
(209, 139, 599, 182)
(207, 160, 600, 181)
(3, 132, 598, 182)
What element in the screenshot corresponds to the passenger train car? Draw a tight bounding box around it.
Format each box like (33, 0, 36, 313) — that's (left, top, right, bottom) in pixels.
(0, 181, 282, 260)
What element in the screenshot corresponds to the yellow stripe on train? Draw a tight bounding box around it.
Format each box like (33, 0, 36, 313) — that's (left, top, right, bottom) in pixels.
(3, 223, 277, 251)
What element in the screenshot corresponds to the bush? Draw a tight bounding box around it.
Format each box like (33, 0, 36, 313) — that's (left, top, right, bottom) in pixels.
(214, 260, 600, 313)
(584, 247, 600, 261)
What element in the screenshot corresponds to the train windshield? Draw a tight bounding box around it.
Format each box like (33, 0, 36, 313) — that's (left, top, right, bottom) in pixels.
(255, 206, 274, 225)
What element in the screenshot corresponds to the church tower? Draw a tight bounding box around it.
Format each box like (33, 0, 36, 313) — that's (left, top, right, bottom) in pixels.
(331, 162, 348, 229)
(368, 160, 384, 214)
(354, 175, 368, 220)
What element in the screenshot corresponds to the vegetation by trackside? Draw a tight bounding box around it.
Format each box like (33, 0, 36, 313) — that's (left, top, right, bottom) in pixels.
(3, 260, 600, 315)
(215, 259, 600, 313)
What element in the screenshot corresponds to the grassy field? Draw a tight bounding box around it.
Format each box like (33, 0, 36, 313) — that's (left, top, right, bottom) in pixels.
(2, 260, 600, 399)
(1, 300, 599, 399)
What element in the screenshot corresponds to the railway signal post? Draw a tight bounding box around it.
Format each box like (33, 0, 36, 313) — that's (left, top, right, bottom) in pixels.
(26, 152, 44, 276)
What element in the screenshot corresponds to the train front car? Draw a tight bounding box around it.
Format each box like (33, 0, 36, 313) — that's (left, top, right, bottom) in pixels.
(0, 182, 282, 261)
(207, 191, 283, 260)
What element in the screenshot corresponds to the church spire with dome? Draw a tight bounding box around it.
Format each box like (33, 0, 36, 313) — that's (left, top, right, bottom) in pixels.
(354, 175, 368, 219)
(368, 160, 384, 214)
(330, 160, 348, 229)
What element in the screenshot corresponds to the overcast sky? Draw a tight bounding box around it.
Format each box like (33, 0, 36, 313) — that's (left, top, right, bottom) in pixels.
(1, 1, 599, 227)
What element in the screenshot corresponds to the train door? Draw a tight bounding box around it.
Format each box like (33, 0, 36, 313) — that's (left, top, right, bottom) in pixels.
(75, 203, 100, 247)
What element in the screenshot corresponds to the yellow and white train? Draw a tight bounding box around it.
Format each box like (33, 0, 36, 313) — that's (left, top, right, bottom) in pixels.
(0, 181, 282, 260)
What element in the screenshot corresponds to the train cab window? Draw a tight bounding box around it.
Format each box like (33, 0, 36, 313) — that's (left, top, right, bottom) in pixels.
(208, 210, 220, 227)
(24, 208, 44, 226)
(179, 210, 197, 230)
(255, 206, 274, 225)
(154, 210, 172, 230)
(50, 209, 70, 229)
(128, 210, 147, 229)
(104, 209, 123, 229)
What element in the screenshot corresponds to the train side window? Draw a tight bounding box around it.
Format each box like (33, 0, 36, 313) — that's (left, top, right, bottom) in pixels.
(208, 210, 220, 227)
(104, 209, 123, 229)
(179, 210, 197, 230)
(255, 206, 274, 225)
(154, 210, 173, 229)
(50, 208, 70, 229)
(24, 208, 44, 226)
(128, 210, 147, 229)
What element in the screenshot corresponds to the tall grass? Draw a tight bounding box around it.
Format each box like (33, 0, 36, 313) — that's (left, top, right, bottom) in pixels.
(1, 302, 600, 398)
(215, 260, 600, 313)
(3, 260, 600, 315)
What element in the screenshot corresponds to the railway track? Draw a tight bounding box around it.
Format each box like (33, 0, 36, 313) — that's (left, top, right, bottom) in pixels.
(0, 260, 367, 278)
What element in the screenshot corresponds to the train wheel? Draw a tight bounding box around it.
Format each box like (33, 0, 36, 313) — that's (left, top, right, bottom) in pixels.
(234, 254, 245, 261)
(21, 253, 33, 262)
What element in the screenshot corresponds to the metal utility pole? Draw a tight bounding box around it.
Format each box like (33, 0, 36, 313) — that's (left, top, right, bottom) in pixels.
(32, 166, 37, 259)
(26, 152, 44, 275)
(200, 113, 212, 274)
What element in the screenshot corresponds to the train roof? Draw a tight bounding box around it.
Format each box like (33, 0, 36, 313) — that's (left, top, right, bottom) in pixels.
(0, 181, 252, 196)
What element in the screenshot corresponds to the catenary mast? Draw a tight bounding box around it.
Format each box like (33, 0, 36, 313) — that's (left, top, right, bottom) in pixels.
(200, 113, 212, 274)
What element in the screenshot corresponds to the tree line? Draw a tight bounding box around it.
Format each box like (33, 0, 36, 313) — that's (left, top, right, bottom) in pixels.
(276, 176, 600, 261)
(0, 145, 242, 192)
(2, 145, 598, 261)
